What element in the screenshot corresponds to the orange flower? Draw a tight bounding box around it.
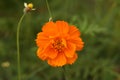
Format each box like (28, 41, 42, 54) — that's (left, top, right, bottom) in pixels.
(36, 21, 84, 67)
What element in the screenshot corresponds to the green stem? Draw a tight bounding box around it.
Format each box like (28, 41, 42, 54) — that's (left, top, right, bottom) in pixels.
(45, 0, 52, 20)
(63, 66, 68, 80)
(16, 13, 26, 80)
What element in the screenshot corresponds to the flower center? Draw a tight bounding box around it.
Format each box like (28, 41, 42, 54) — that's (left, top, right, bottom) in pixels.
(28, 3, 33, 9)
(51, 38, 66, 53)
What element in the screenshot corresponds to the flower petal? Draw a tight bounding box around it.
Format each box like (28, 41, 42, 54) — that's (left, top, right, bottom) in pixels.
(66, 53, 78, 64)
(37, 48, 47, 60)
(42, 21, 58, 35)
(69, 25, 80, 37)
(42, 46, 58, 59)
(69, 37, 84, 51)
(56, 21, 69, 35)
(48, 53, 66, 67)
(64, 42, 76, 58)
(24, 2, 27, 7)
(36, 32, 50, 48)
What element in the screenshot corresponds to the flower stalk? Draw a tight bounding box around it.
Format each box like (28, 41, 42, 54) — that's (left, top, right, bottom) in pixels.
(45, 0, 53, 21)
(16, 2, 35, 80)
(63, 66, 69, 80)
(16, 13, 26, 80)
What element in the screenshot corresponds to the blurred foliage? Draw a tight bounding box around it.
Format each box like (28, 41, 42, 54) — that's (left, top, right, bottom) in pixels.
(0, 0, 120, 80)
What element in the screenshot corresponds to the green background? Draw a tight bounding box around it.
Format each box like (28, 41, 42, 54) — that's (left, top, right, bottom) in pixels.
(0, 0, 120, 80)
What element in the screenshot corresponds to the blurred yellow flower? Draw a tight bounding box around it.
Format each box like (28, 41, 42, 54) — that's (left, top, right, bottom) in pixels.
(1, 61, 10, 68)
(24, 2, 35, 13)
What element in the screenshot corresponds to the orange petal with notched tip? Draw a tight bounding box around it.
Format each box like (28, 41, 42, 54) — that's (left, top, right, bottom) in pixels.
(48, 53, 67, 67)
(67, 53, 78, 64)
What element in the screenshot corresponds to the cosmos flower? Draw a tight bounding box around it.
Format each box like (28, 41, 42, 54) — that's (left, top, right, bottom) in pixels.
(36, 21, 84, 67)
(23, 2, 35, 13)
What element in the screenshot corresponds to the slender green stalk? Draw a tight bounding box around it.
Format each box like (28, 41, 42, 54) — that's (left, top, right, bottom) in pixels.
(63, 66, 68, 80)
(45, 0, 52, 20)
(16, 13, 26, 80)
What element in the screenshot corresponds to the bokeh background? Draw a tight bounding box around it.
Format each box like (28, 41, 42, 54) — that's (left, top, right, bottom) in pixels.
(0, 0, 120, 80)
